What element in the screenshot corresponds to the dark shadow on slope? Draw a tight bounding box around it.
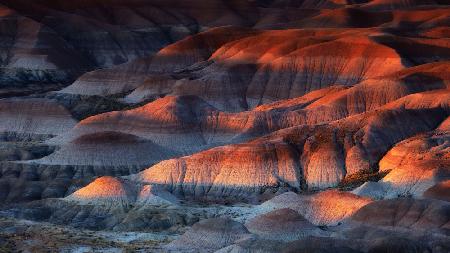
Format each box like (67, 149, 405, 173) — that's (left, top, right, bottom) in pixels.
(371, 35, 450, 67)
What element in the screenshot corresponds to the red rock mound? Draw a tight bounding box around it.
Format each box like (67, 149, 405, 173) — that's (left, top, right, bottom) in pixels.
(67, 176, 136, 205)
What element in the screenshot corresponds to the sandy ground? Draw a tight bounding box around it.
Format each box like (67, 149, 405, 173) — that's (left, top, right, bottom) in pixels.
(0, 217, 175, 253)
(0, 202, 258, 252)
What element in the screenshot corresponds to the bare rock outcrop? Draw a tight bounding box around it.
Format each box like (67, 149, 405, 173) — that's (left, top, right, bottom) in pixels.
(0, 162, 142, 203)
(29, 96, 216, 169)
(65, 176, 180, 208)
(354, 116, 450, 200)
(66, 176, 137, 207)
(3, 0, 315, 95)
(334, 198, 450, 252)
(28, 63, 449, 202)
(16, 86, 444, 205)
(137, 184, 180, 206)
(55, 5, 450, 112)
(33, 132, 174, 167)
(256, 191, 372, 226)
(133, 89, 450, 198)
(35, 85, 344, 171)
(0, 98, 77, 139)
(165, 218, 251, 253)
(1, 0, 447, 100)
(292, 191, 372, 226)
(1, 3, 450, 252)
(348, 198, 450, 233)
(64, 176, 180, 208)
(60, 26, 257, 97)
(245, 208, 326, 241)
(63, 28, 412, 112)
(0, 4, 92, 95)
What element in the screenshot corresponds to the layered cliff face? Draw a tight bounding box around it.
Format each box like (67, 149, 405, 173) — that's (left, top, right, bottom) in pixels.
(0, 1, 449, 252)
(132, 89, 449, 199)
(0, 4, 92, 96)
(59, 27, 450, 111)
(354, 116, 450, 199)
(24, 86, 445, 204)
(1, 0, 447, 98)
(0, 0, 263, 95)
(3, 70, 449, 202)
(55, 5, 450, 109)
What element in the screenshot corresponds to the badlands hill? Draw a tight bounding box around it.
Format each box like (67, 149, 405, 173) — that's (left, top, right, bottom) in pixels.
(0, 0, 449, 252)
(0, 0, 448, 96)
